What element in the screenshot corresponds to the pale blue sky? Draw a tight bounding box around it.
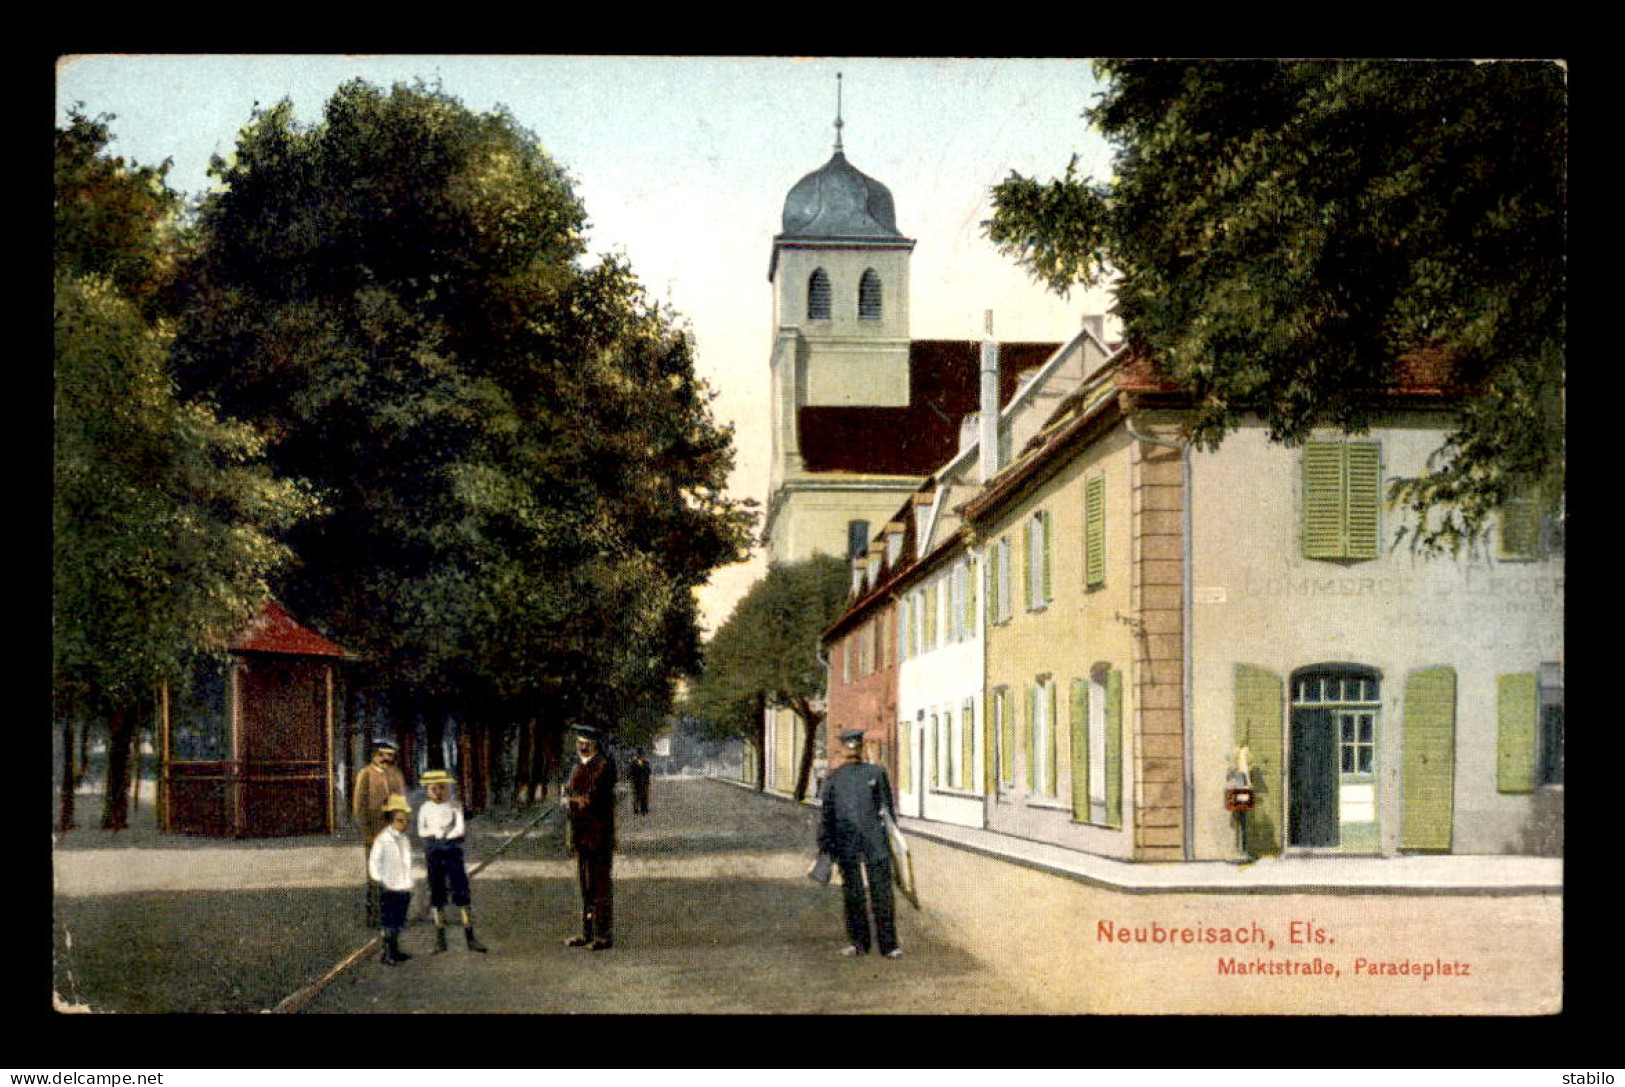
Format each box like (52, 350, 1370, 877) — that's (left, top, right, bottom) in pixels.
(56, 54, 1119, 629)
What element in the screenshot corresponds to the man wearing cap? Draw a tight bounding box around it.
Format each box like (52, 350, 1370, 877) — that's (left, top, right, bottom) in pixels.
(819, 728, 902, 959)
(417, 769, 488, 954)
(562, 725, 618, 950)
(353, 740, 406, 927)
(369, 795, 416, 965)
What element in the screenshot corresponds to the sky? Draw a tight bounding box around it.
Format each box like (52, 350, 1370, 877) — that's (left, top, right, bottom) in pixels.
(55, 54, 1121, 633)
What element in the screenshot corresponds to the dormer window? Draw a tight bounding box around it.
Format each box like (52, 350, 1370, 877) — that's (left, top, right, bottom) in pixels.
(858, 269, 882, 320)
(808, 269, 831, 320)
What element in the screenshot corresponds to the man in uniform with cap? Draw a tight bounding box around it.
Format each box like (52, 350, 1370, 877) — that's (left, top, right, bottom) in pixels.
(818, 728, 903, 959)
(417, 769, 488, 954)
(353, 739, 406, 927)
(562, 724, 618, 950)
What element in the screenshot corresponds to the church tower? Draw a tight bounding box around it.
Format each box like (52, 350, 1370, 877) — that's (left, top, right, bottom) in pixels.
(765, 79, 919, 563)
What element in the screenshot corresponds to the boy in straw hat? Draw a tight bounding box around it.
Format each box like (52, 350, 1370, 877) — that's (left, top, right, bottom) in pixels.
(417, 769, 488, 953)
(368, 795, 416, 965)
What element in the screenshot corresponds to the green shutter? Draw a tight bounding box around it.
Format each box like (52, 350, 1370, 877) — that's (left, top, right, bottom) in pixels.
(899, 720, 911, 788)
(966, 557, 978, 634)
(1070, 679, 1091, 821)
(1023, 520, 1034, 610)
(1345, 443, 1381, 559)
(998, 689, 1014, 788)
(1041, 510, 1053, 604)
(1233, 664, 1284, 856)
(1303, 443, 1381, 560)
(1499, 497, 1543, 559)
(1401, 666, 1457, 851)
(1024, 686, 1036, 791)
(1085, 476, 1106, 587)
(1497, 673, 1538, 794)
(1303, 443, 1347, 559)
(1045, 682, 1059, 796)
(1104, 669, 1123, 827)
(986, 543, 999, 624)
(961, 703, 975, 791)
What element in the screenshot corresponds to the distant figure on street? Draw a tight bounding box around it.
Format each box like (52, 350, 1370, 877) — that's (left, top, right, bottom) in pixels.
(369, 795, 416, 965)
(818, 728, 902, 959)
(629, 751, 653, 815)
(562, 725, 618, 951)
(353, 739, 406, 927)
(417, 769, 488, 954)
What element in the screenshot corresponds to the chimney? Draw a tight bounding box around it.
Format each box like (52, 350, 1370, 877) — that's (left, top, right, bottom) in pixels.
(979, 309, 999, 484)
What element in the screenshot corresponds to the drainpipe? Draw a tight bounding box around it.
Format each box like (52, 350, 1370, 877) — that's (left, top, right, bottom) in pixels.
(1124, 420, 1195, 862)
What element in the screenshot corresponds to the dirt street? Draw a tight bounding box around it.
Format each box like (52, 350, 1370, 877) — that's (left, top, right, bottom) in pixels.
(52, 777, 1561, 1015)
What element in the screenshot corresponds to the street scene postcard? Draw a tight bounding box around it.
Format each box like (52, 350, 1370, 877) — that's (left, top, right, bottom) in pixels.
(50, 55, 1565, 1019)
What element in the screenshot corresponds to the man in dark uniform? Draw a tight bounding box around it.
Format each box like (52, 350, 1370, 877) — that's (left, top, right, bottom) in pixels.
(562, 725, 618, 951)
(628, 751, 652, 814)
(818, 728, 902, 959)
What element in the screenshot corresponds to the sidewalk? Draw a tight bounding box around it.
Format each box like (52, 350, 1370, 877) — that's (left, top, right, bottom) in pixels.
(723, 778, 1563, 895)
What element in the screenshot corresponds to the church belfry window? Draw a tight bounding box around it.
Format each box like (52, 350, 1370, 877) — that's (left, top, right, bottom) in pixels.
(808, 269, 831, 320)
(859, 269, 883, 320)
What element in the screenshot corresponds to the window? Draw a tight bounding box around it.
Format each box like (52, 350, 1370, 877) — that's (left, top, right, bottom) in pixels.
(931, 712, 946, 787)
(1499, 493, 1558, 560)
(1026, 510, 1052, 609)
(808, 269, 831, 320)
(994, 687, 1015, 790)
(1302, 442, 1381, 560)
(859, 269, 883, 320)
(1028, 679, 1057, 797)
(847, 519, 870, 562)
(948, 562, 967, 643)
(1085, 475, 1106, 588)
(1539, 663, 1563, 786)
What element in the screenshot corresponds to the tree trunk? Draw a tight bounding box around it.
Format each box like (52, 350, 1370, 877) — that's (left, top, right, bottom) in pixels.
(100, 703, 136, 831)
(76, 717, 91, 788)
(58, 717, 77, 833)
(751, 694, 767, 792)
(791, 702, 824, 803)
(516, 716, 535, 807)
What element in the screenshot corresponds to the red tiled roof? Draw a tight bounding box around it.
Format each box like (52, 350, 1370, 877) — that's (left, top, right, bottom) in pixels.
(230, 600, 349, 658)
(797, 340, 1061, 475)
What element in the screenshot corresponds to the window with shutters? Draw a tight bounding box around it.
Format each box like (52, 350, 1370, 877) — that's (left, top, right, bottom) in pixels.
(1029, 679, 1058, 798)
(1085, 475, 1106, 588)
(923, 582, 939, 652)
(994, 686, 1015, 789)
(807, 269, 831, 320)
(858, 269, 882, 320)
(1498, 493, 1555, 560)
(1302, 442, 1381, 561)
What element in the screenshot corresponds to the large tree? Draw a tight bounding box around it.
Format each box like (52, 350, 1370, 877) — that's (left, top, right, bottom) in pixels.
(988, 59, 1565, 551)
(170, 80, 752, 785)
(684, 555, 849, 800)
(54, 112, 313, 831)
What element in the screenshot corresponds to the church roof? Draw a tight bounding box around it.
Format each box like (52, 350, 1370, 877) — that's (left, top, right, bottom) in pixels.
(797, 340, 1061, 476)
(777, 151, 909, 242)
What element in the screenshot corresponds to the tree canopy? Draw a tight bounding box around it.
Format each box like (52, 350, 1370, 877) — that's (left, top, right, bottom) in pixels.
(684, 555, 849, 797)
(988, 59, 1566, 551)
(54, 111, 313, 828)
(169, 80, 753, 736)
